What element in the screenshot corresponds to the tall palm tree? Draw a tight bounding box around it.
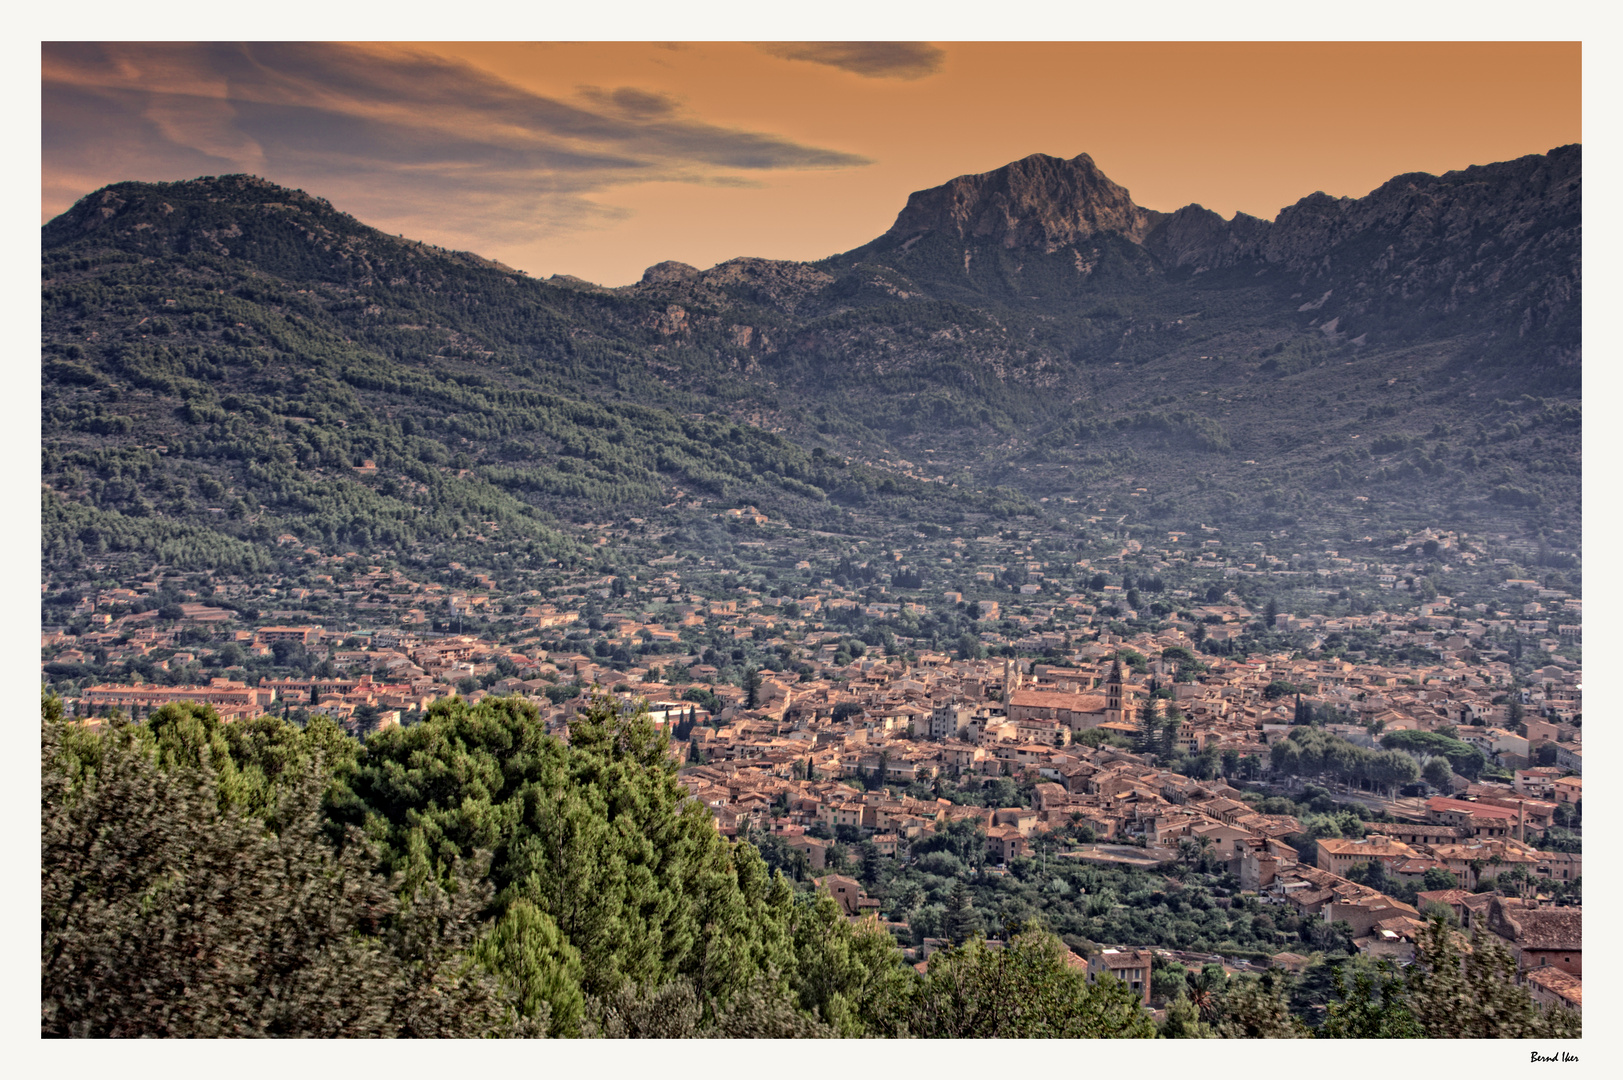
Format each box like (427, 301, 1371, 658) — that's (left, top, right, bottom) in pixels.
(1185, 965, 1224, 1024)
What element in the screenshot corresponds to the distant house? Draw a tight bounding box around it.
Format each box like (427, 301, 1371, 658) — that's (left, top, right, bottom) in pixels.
(1189, 821, 1253, 861)
(1315, 835, 1418, 877)
(1550, 776, 1582, 805)
(1415, 888, 1477, 928)
(255, 625, 323, 646)
(985, 825, 1029, 864)
(1087, 948, 1152, 1006)
(819, 874, 880, 919)
(1324, 895, 1420, 939)
(81, 678, 275, 717)
(1031, 782, 1069, 811)
(1523, 967, 1582, 1015)
(1425, 796, 1518, 839)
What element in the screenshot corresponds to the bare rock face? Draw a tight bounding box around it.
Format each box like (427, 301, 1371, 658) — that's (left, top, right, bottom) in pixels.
(640, 260, 700, 285)
(547, 274, 606, 292)
(695, 258, 834, 313)
(618, 145, 1576, 356)
(885, 153, 1166, 249)
(45, 174, 335, 246)
(624, 256, 835, 317)
(1132, 146, 1578, 354)
(645, 303, 689, 335)
(699, 257, 832, 293)
(1144, 204, 1272, 269)
(1145, 145, 1579, 286)
(1252, 146, 1580, 353)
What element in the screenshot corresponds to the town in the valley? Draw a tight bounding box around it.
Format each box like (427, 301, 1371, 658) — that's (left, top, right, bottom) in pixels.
(41, 511, 1582, 1019)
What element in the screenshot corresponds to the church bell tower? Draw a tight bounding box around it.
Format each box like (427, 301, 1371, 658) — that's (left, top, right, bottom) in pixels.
(1104, 656, 1135, 726)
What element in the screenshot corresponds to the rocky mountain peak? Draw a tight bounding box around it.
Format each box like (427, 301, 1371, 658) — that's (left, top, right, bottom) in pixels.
(640, 260, 700, 285)
(884, 152, 1165, 249)
(44, 174, 338, 246)
(1143, 204, 1273, 270)
(42, 174, 519, 283)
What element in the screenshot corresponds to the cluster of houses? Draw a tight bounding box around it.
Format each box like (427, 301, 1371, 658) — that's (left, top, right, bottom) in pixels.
(571, 649, 1579, 1013)
(45, 541, 1581, 1015)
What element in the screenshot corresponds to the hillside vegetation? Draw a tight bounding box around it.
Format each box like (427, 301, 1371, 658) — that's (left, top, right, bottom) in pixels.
(42, 151, 1580, 588)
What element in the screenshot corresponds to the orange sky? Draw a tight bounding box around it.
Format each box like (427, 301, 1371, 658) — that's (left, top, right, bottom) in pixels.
(42, 42, 1580, 286)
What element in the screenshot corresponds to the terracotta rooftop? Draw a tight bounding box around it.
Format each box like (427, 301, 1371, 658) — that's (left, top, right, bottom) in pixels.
(1523, 966, 1582, 1005)
(1008, 688, 1107, 712)
(1500, 906, 1582, 951)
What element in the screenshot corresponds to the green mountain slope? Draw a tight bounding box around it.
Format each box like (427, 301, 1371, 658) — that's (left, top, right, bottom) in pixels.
(41, 177, 1027, 578)
(41, 149, 1580, 585)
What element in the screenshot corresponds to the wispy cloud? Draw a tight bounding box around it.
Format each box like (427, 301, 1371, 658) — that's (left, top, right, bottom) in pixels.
(574, 85, 682, 121)
(756, 42, 945, 80)
(41, 42, 873, 248)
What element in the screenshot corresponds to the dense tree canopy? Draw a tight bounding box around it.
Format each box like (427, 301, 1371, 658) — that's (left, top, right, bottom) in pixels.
(41, 715, 510, 1037)
(910, 932, 1156, 1038)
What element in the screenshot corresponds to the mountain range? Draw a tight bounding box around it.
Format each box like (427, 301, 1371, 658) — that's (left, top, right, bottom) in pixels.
(41, 146, 1581, 583)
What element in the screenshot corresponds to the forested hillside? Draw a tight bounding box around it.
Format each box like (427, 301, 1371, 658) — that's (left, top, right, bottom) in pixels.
(42, 178, 1037, 580)
(42, 148, 1580, 590)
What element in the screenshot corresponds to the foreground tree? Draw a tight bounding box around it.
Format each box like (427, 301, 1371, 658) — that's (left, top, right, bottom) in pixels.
(784, 892, 918, 1037)
(45, 692, 1577, 1040)
(910, 932, 1156, 1038)
(325, 693, 799, 1024)
(1400, 918, 1581, 1038)
(1212, 968, 1308, 1038)
(1158, 994, 1217, 1038)
(1307, 917, 1580, 1038)
(1318, 960, 1424, 1038)
(41, 715, 512, 1037)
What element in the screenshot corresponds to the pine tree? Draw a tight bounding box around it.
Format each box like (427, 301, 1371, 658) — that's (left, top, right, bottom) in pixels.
(943, 879, 981, 945)
(1317, 960, 1423, 1038)
(911, 931, 1157, 1038)
(41, 719, 510, 1037)
(1313, 917, 1581, 1039)
(1160, 704, 1183, 760)
(1212, 969, 1306, 1038)
(1137, 696, 1162, 756)
(472, 900, 585, 1035)
(859, 842, 882, 889)
(1160, 994, 1217, 1038)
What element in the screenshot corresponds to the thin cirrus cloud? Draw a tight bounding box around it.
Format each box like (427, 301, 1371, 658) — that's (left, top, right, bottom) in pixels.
(41, 41, 873, 249)
(574, 85, 683, 121)
(755, 42, 945, 80)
